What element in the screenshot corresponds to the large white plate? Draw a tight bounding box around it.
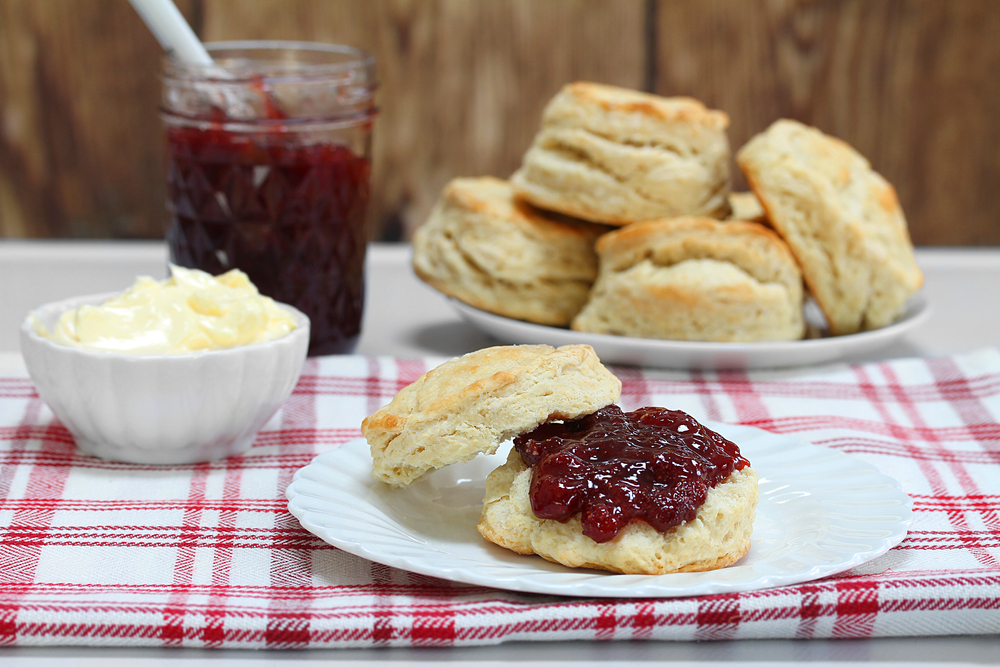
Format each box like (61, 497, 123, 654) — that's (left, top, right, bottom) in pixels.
(448, 295, 930, 370)
(286, 423, 912, 598)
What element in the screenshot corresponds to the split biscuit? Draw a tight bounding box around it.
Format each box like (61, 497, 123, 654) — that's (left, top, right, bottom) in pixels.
(362, 344, 621, 487)
(736, 119, 923, 335)
(571, 217, 806, 342)
(478, 449, 758, 574)
(510, 82, 732, 225)
(411, 177, 608, 326)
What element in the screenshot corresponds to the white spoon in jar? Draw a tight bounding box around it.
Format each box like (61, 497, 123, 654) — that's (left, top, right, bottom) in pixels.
(128, 0, 257, 117)
(128, 0, 214, 66)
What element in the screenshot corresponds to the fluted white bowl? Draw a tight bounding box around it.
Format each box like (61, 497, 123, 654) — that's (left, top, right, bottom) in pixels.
(20, 291, 310, 465)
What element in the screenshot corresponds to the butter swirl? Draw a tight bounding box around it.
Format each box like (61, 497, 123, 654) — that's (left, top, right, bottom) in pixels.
(36, 265, 298, 354)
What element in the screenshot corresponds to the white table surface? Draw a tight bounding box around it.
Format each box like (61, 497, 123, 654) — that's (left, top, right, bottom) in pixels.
(0, 240, 998, 666)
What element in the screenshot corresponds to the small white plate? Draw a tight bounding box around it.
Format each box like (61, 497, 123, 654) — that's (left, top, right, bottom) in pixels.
(448, 295, 930, 370)
(286, 423, 912, 598)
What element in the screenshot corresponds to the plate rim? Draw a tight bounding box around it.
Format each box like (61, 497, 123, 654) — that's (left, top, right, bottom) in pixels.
(286, 423, 913, 598)
(447, 293, 931, 369)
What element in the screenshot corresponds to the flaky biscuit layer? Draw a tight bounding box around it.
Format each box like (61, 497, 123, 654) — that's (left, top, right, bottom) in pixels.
(412, 176, 608, 326)
(510, 82, 732, 225)
(362, 344, 621, 487)
(571, 217, 805, 342)
(737, 119, 922, 335)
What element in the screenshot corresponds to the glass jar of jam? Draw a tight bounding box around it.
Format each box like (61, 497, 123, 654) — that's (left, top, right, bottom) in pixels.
(160, 41, 377, 356)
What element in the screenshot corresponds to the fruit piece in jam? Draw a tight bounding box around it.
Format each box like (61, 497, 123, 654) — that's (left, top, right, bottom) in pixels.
(513, 405, 749, 543)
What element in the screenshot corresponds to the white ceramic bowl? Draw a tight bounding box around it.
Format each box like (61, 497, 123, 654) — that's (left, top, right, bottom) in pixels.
(20, 291, 310, 465)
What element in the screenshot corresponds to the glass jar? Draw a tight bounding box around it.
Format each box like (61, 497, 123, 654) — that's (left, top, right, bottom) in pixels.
(161, 41, 377, 356)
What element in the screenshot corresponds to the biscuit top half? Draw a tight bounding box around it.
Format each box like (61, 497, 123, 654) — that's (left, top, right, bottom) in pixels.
(594, 216, 802, 293)
(737, 119, 901, 217)
(736, 119, 917, 262)
(362, 344, 622, 487)
(439, 176, 608, 244)
(543, 82, 730, 143)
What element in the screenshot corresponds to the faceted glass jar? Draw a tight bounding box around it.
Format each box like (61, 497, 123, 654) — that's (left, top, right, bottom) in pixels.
(161, 41, 377, 356)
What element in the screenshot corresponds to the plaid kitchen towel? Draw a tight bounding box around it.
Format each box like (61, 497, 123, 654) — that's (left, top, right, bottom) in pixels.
(0, 348, 998, 648)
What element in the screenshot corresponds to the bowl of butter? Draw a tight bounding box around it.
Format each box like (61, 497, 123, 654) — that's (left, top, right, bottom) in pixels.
(20, 265, 310, 464)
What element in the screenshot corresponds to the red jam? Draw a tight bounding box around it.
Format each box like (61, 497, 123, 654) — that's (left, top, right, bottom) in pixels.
(513, 405, 749, 543)
(165, 121, 372, 356)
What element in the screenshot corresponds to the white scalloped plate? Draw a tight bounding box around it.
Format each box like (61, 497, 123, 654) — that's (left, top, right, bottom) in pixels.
(448, 294, 930, 370)
(286, 423, 912, 598)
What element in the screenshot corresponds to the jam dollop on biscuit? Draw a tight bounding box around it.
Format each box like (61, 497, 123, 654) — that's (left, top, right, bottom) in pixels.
(514, 405, 749, 543)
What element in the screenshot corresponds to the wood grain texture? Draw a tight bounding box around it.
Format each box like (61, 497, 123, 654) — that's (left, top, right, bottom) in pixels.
(654, 0, 1000, 245)
(0, 0, 169, 238)
(0, 0, 998, 244)
(193, 0, 646, 240)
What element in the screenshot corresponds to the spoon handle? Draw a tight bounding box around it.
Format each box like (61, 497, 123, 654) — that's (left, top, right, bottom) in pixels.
(128, 0, 213, 65)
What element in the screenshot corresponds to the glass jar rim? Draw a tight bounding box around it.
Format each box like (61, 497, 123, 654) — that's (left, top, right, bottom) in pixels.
(162, 40, 376, 83)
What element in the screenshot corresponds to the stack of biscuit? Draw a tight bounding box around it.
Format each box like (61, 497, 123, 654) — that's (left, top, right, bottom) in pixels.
(412, 82, 923, 341)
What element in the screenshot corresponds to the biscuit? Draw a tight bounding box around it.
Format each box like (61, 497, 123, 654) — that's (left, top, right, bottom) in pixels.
(411, 177, 608, 326)
(362, 344, 621, 487)
(510, 82, 732, 225)
(571, 217, 805, 342)
(736, 119, 923, 335)
(478, 449, 758, 574)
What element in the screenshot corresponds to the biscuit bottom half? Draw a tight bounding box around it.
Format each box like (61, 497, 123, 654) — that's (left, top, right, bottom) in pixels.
(477, 449, 759, 575)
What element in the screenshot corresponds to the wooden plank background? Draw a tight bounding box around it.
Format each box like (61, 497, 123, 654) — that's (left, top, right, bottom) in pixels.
(0, 0, 998, 244)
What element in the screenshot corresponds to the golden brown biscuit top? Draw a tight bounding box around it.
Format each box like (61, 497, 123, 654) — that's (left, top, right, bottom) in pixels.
(362, 343, 623, 487)
(361, 343, 622, 445)
(547, 82, 730, 130)
(739, 119, 900, 216)
(594, 217, 799, 285)
(363, 344, 544, 428)
(440, 176, 609, 243)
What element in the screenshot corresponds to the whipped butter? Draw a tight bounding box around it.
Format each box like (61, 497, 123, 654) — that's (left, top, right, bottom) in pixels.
(36, 265, 298, 354)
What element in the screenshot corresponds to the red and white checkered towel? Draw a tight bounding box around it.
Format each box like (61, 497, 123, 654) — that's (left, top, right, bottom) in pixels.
(0, 349, 998, 648)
